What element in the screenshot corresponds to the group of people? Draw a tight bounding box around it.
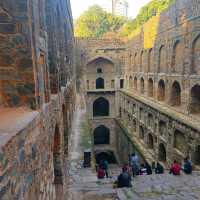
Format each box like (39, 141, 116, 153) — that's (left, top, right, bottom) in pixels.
(96, 154, 193, 188)
(116, 153, 165, 188)
(169, 157, 192, 175)
(130, 153, 165, 177)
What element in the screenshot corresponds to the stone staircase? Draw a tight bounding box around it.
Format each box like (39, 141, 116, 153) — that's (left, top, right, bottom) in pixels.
(116, 172, 200, 200)
(68, 161, 200, 200)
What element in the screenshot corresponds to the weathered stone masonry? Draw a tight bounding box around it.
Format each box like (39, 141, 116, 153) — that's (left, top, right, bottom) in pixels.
(77, 0, 200, 169)
(0, 0, 75, 199)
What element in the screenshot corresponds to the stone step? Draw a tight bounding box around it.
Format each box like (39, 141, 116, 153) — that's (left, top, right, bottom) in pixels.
(116, 172, 200, 200)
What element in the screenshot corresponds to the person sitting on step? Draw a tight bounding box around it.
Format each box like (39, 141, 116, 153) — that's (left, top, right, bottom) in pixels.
(170, 160, 181, 175)
(144, 162, 152, 175)
(155, 162, 164, 174)
(183, 157, 192, 174)
(117, 166, 132, 188)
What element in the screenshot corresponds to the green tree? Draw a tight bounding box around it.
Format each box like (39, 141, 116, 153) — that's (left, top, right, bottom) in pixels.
(74, 0, 176, 39)
(75, 5, 126, 38)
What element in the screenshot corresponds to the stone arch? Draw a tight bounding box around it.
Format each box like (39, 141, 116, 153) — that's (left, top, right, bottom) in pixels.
(134, 53, 138, 72)
(174, 130, 187, 152)
(170, 81, 181, 106)
(134, 77, 138, 90)
(140, 51, 144, 72)
(148, 48, 153, 72)
(96, 77, 104, 89)
(192, 145, 200, 165)
(95, 151, 117, 164)
(94, 125, 110, 145)
(159, 121, 167, 136)
(158, 45, 166, 73)
(139, 126, 144, 140)
(87, 56, 114, 66)
(148, 78, 154, 97)
(191, 34, 200, 74)
(93, 97, 109, 117)
(147, 113, 154, 128)
(189, 84, 200, 114)
(148, 134, 154, 149)
(53, 125, 63, 189)
(157, 79, 165, 101)
(140, 77, 145, 94)
(129, 76, 133, 88)
(171, 40, 183, 73)
(158, 143, 166, 162)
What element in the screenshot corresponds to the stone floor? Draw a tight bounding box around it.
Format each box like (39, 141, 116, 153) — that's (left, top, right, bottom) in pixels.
(118, 172, 200, 200)
(67, 95, 200, 200)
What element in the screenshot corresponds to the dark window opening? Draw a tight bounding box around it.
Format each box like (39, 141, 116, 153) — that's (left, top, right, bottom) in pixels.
(96, 78, 104, 89)
(158, 143, 166, 162)
(93, 97, 109, 117)
(97, 68, 102, 73)
(120, 79, 124, 89)
(94, 125, 110, 145)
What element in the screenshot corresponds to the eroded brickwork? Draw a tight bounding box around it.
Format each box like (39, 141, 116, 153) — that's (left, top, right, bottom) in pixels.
(0, 0, 76, 199)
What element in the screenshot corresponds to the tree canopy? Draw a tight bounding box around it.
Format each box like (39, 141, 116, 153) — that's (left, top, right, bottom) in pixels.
(74, 0, 176, 39)
(74, 5, 126, 38)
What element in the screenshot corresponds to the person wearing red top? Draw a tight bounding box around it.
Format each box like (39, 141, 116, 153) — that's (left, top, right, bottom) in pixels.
(170, 160, 181, 175)
(97, 166, 105, 179)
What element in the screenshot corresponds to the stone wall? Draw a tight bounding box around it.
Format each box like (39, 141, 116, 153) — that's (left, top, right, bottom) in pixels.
(0, 0, 76, 199)
(78, 0, 200, 168)
(121, 0, 200, 168)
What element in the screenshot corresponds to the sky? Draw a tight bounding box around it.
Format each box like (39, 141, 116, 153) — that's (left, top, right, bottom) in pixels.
(71, 0, 152, 20)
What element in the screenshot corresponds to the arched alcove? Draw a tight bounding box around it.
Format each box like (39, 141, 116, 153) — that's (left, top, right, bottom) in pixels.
(139, 126, 144, 140)
(148, 78, 154, 97)
(158, 80, 165, 101)
(134, 53, 138, 72)
(140, 78, 144, 94)
(148, 134, 154, 149)
(159, 121, 167, 136)
(93, 97, 109, 117)
(170, 81, 181, 106)
(192, 35, 200, 75)
(129, 76, 133, 88)
(95, 151, 117, 164)
(189, 85, 200, 114)
(174, 130, 187, 152)
(158, 143, 166, 162)
(158, 45, 166, 73)
(94, 125, 110, 145)
(96, 78, 104, 89)
(140, 51, 144, 72)
(134, 77, 138, 91)
(192, 145, 200, 165)
(148, 48, 153, 72)
(172, 41, 183, 73)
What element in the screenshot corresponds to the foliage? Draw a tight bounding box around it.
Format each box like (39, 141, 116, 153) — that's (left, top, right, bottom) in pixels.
(74, 0, 176, 39)
(75, 5, 126, 38)
(120, 0, 176, 38)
